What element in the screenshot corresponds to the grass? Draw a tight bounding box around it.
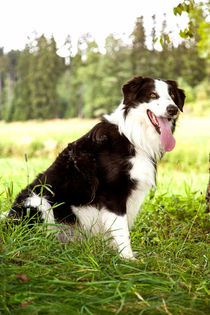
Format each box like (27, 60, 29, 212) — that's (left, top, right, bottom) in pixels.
(0, 119, 97, 158)
(0, 116, 209, 314)
(0, 181, 209, 314)
(0, 116, 209, 170)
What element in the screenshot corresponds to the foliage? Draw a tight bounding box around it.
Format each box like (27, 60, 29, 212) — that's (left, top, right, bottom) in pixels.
(0, 13, 208, 121)
(0, 35, 64, 121)
(173, 0, 210, 59)
(29, 36, 65, 119)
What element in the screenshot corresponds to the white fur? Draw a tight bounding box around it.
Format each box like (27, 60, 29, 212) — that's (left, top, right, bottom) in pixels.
(72, 205, 134, 259)
(105, 79, 177, 158)
(105, 101, 162, 159)
(100, 209, 134, 259)
(24, 194, 55, 226)
(0, 211, 7, 220)
(153, 80, 176, 115)
(72, 205, 100, 234)
(103, 79, 177, 248)
(147, 80, 179, 124)
(126, 150, 156, 229)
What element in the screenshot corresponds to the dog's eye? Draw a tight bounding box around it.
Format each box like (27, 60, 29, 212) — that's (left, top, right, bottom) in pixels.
(171, 93, 175, 100)
(150, 93, 157, 99)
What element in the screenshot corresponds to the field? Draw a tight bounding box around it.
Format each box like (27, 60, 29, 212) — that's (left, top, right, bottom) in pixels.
(0, 116, 209, 314)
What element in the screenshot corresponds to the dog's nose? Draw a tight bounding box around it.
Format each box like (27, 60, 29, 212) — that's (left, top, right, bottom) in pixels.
(166, 105, 178, 116)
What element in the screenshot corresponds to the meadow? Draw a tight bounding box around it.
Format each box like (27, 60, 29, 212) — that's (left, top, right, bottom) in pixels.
(0, 115, 209, 314)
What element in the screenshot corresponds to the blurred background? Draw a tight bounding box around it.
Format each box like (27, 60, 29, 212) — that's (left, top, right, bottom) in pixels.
(0, 0, 209, 196)
(0, 0, 209, 121)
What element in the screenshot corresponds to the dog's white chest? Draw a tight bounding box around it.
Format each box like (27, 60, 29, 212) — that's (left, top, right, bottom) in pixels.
(126, 151, 156, 228)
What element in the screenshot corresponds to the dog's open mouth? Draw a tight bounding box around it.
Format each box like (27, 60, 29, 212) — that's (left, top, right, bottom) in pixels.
(147, 110, 160, 134)
(146, 109, 176, 152)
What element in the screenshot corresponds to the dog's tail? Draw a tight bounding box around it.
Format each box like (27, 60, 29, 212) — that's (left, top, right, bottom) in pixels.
(7, 191, 55, 227)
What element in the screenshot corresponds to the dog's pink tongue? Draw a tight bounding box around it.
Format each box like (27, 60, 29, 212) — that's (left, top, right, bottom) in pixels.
(157, 117, 176, 152)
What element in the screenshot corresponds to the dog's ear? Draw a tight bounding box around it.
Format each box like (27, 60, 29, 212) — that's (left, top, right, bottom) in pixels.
(122, 76, 144, 105)
(176, 88, 185, 112)
(166, 80, 186, 112)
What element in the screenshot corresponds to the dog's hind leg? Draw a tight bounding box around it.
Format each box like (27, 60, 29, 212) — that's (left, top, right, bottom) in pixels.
(24, 194, 55, 227)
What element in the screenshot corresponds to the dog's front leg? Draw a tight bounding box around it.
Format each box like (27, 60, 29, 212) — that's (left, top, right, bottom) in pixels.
(100, 209, 135, 260)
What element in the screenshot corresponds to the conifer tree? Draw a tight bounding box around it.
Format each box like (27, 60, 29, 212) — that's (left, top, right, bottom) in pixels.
(157, 15, 173, 79)
(9, 45, 32, 121)
(64, 40, 84, 118)
(57, 35, 73, 118)
(101, 34, 131, 113)
(130, 16, 147, 76)
(30, 35, 64, 119)
(0, 51, 19, 120)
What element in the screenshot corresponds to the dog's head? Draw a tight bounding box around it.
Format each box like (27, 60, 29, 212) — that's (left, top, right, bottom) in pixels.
(122, 76, 185, 152)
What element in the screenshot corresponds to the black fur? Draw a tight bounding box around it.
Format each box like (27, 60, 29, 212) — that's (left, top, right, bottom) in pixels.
(9, 119, 136, 222)
(8, 76, 185, 230)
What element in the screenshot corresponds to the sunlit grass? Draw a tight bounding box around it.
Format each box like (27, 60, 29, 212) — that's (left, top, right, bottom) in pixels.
(0, 116, 209, 165)
(0, 118, 97, 158)
(0, 115, 209, 314)
(0, 176, 208, 314)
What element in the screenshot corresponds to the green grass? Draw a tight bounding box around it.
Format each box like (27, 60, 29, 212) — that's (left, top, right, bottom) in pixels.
(0, 116, 209, 314)
(0, 117, 209, 171)
(0, 178, 209, 314)
(0, 119, 96, 158)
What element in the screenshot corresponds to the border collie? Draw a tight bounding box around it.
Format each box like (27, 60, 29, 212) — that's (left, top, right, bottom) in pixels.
(8, 76, 185, 260)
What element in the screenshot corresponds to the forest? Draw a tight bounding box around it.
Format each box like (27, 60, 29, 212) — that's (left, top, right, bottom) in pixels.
(0, 14, 208, 121)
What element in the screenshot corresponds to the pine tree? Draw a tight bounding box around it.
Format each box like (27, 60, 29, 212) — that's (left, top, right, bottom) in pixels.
(29, 35, 64, 119)
(0, 52, 17, 120)
(157, 14, 174, 80)
(151, 15, 157, 51)
(9, 45, 32, 121)
(64, 40, 84, 118)
(130, 16, 147, 76)
(79, 37, 102, 117)
(100, 34, 132, 114)
(57, 35, 73, 118)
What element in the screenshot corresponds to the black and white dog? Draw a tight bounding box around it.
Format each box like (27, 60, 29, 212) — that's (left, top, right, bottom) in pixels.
(8, 76, 185, 259)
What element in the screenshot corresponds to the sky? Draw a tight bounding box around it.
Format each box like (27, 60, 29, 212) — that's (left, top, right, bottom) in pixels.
(0, 0, 189, 56)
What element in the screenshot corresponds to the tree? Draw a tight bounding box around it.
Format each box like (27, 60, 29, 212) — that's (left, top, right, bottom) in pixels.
(64, 38, 84, 118)
(9, 45, 32, 121)
(172, 1, 208, 84)
(0, 50, 20, 120)
(57, 35, 73, 118)
(79, 39, 102, 117)
(7, 35, 65, 121)
(156, 15, 175, 80)
(151, 15, 157, 51)
(130, 16, 148, 76)
(100, 34, 131, 114)
(30, 35, 64, 119)
(173, 0, 210, 54)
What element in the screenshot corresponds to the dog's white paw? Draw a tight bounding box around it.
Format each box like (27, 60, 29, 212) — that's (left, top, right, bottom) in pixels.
(120, 249, 137, 261)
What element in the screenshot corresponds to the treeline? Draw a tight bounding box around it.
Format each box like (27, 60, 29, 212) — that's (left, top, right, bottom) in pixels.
(0, 16, 207, 121)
